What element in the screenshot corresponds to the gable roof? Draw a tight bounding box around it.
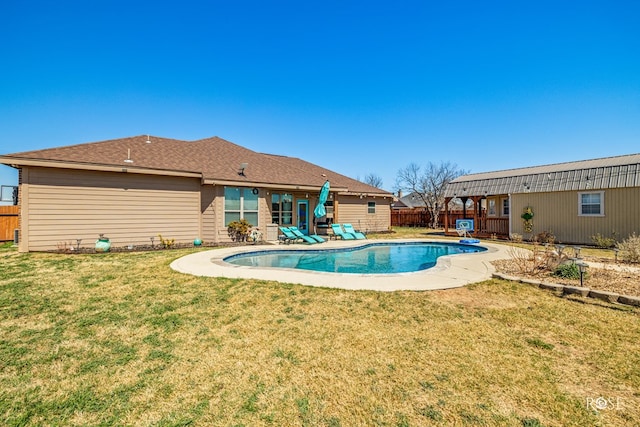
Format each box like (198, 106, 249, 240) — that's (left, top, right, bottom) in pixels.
(446, 153, 640, 197)
(0, 135, 391, 196)
(395, 191, 427, 208)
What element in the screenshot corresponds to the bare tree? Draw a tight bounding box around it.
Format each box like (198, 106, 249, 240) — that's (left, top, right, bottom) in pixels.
(395, 161, 467, 228)
(363, 173, 383, 188)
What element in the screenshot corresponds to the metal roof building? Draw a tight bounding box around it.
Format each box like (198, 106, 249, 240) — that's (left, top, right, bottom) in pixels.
(443, 153, 640, 245)
(446, 153, 640, 197)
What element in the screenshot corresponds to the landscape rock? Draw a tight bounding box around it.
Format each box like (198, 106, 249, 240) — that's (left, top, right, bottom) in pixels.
(618, 295, 640, 307)
(563, 286, 590, 297)
(588, 290, 620, 303)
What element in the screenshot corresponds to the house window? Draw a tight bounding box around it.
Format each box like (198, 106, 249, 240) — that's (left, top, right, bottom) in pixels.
(488, 199, 496, 216)
(502, 198, 510, 216)
(367, 201, 376, 214)
(0, 185, 18, 205)
(271, 193, 293, 225)
(579, 191, 604, 216)
(224, 187, 259, 226)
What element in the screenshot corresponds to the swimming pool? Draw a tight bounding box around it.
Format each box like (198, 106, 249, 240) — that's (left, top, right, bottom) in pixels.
(224, 242, 487, 274)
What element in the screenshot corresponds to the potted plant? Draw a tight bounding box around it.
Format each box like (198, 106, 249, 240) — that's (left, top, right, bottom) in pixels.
(95, 234, 111, 252)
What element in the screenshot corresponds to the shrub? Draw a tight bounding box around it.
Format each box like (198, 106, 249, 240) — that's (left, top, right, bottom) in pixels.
(617, 233, 640, 263)
(510, 233, 523, 243)
(157, 234, 175, 249)
(227, 219, 253, 242)
(507, 244, 553, 276)
(553, 263, 585, 280)
(591, 232, 618, 248)
(534, 230, 555, 244)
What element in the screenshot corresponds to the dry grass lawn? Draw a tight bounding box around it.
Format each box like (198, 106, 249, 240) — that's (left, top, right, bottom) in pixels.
(0, 234, 639, 426)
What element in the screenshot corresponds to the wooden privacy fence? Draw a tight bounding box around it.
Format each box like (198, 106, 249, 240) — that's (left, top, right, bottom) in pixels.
(392, 210, 468, 228)
(391, 210, 432, 227)
(0, 206, 19, 241)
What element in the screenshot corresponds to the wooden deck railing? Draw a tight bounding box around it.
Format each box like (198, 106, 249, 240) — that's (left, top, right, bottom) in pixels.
(481, 217, 509, 236)
(394, 209, 510, 238)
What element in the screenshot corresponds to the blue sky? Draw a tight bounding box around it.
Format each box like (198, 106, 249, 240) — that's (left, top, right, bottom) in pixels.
(1, 0, 639, 192)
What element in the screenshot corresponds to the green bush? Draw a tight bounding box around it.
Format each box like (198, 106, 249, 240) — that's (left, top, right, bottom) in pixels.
(553, 263, 584, 280)
(617, 232, 640, 263)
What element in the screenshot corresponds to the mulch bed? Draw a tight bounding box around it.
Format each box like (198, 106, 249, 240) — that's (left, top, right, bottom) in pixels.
(492, 258, 640, 298)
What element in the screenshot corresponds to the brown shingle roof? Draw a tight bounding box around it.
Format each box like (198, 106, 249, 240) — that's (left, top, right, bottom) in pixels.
(261, 153, 389, 195)
(0, 135, 391, 195)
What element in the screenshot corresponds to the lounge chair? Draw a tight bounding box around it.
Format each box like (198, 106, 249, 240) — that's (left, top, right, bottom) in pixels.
(330, 223, 355, 240)
(342, 223, 366, 239)
(281, 226, 317, 244)
(289, 226, 325, 243)
(279, 227, 299, 244)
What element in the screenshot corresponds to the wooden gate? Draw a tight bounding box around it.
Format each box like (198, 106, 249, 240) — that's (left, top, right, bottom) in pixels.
(0, 206, 19, 241)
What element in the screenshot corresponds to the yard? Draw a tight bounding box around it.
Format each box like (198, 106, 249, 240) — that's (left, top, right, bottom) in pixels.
(0, 233, 638, 426)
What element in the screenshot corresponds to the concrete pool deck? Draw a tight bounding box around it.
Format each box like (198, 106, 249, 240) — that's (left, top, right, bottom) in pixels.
(170, 239, 515, 291)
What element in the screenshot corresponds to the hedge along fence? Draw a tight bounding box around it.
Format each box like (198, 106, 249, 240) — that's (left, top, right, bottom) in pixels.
(0, 206, 19, 241)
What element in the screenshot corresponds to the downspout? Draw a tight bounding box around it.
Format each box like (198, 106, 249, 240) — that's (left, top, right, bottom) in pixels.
(508, 193, 512, 238)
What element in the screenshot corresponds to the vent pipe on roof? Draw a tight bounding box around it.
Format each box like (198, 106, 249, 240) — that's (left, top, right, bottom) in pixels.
(124, 148, 134, 163)
(146, 135, 151, 144)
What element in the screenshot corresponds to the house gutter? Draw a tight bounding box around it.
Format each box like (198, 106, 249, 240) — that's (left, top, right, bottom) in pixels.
(0, 157, 203, 179)
(0, 157, 392, 197)
(206, 179, 349, 192)
(508, 193, 512, 237)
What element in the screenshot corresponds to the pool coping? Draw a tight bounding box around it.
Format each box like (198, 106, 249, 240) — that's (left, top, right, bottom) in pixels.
(170, 239, 515, 291)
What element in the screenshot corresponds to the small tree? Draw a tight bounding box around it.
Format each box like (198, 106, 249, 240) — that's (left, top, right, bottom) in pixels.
(395, 161, 467, 228)
(363, 173, 383, 189)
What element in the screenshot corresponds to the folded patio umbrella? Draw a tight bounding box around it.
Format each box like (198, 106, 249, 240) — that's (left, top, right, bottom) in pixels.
(313, 180, 330, 218)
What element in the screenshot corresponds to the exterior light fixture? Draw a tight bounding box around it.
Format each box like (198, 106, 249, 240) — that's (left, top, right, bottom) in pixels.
(576, 260, 588, 287)
(574, 246, 582, 258)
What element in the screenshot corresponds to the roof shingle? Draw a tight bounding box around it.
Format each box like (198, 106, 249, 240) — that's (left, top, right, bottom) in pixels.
(0, 135, 391, 195)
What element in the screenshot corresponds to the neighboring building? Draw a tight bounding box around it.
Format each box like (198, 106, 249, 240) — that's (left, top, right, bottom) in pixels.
(0, 135, 392, 252)
(391, 191, 428, 210)
(390, 192, 429, 227)
(444, 153, 640, 245)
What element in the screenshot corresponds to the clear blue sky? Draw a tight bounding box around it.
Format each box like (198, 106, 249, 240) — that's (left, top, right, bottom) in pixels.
(1, 0, 639, 192)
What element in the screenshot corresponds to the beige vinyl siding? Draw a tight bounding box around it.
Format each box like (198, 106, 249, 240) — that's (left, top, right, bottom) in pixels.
(200, 185, 218, 243)
(511, 187, 640, 244)
(21, 167, 201, 251)
(335, 196, 390, 233)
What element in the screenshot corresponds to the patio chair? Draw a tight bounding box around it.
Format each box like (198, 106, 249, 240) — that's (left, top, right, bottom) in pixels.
(281, 226, 317, 244)
(330, 223, 355, 240)
(289, 226, 325, 243)
(342, 224, 366, 240)
(278, 227, 300, 244)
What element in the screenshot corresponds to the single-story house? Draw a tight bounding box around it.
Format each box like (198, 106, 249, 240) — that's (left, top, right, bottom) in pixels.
(0, 135, 393, 252)
(443, 153, 640, 245)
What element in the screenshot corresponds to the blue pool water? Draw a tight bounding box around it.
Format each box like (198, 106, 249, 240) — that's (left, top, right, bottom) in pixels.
(224, 242, 486, 274)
